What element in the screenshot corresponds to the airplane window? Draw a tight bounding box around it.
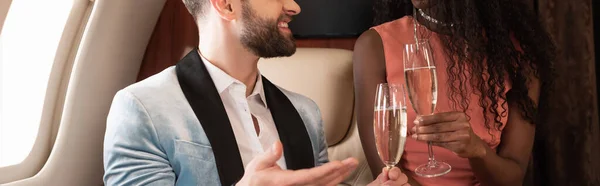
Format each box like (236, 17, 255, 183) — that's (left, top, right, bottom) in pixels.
(0, 0, 74, 167)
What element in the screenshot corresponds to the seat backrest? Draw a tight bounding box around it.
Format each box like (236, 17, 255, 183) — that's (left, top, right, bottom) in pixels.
(258, 48, 373, 185)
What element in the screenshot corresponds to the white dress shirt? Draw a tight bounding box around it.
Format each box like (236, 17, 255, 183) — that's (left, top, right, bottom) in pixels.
(200, 55, 287, 169)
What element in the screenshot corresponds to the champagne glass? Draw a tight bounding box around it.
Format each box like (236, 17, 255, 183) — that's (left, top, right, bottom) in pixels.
(403, 39, 451, 177)
(373, 83, 408, 170)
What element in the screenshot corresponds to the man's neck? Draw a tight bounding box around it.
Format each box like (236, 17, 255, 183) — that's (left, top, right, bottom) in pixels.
(198, 28, 260, 97)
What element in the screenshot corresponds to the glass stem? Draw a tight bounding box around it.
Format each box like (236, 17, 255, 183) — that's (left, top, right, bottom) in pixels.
(386, 165, 394, 171)
(427, 141, 436, 166)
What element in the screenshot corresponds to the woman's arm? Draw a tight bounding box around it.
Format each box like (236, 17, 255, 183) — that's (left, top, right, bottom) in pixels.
(353, 29, 388, 178)
(414, 77, 540, 186)
(412, 75, 539, 186)
(353, 30, 419, 186)
(468, 76, 540, 186)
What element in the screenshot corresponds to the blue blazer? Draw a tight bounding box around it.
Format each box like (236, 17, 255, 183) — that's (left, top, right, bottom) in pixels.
(103, 50, 329, 186)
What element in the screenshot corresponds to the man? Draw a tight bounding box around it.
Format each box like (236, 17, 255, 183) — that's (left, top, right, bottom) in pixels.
(103, 0, 409, 185)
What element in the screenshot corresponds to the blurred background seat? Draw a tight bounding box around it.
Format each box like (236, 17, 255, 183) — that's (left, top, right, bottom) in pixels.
(258, 48, 373, 185)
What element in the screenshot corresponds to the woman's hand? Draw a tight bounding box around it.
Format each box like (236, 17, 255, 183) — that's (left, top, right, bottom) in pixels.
(411, 111, 488, 158)
(367, 167, 410, 186)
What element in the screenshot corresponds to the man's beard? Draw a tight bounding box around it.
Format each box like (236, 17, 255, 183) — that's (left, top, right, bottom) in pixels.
(239, 3, 296, 58)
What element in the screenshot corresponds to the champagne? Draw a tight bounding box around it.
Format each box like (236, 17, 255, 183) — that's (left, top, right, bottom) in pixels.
(405, 67, 438, 115)
(403, 41, 452, 177)
(374, 106, 408, 167)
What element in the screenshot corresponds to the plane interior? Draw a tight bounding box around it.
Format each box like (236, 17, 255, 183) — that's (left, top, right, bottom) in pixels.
(0, 0, 599, 185)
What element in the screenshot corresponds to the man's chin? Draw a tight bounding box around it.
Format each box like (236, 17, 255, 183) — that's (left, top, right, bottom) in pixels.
(275, 36, 297, 57)
(280, 39, 297, 57)
(260, 45, 296, 59)
(285, 36, 296, 49)
(283, 47, 297, 57)
(281, 31, 295, 41)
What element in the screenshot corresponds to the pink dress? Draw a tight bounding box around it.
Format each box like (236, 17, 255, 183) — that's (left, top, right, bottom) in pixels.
(372, 17, 510, 186)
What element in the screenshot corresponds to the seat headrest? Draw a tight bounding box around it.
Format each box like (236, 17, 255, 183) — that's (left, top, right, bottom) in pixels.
(258, 48, 354, 146)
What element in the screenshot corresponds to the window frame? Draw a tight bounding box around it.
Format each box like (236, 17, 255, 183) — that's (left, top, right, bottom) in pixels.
(0, 0, 94, 183)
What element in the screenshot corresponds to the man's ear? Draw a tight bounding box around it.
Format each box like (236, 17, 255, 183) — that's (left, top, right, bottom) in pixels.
(208, 0, 237, 21)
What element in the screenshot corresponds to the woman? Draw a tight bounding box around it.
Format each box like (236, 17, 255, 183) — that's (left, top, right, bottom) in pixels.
(353, 0, 555, 185)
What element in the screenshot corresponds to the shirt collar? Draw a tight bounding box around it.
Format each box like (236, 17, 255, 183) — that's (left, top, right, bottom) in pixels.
(251, 75, 268, 108)
(200, 53, 236, 94)
(199, 52, 268, 108)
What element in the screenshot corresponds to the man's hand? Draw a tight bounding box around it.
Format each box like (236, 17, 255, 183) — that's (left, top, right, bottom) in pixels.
(367, 167, 410, 186)
(236, 141, 359, 186)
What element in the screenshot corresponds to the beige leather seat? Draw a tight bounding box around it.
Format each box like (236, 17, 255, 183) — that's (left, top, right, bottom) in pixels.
(259, 48, 373, 185)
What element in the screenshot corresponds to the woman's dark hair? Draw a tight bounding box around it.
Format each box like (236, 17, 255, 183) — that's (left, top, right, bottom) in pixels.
(374, 0, 556, 135)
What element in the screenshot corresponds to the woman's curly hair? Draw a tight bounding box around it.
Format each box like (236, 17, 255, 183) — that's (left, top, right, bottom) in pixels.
(375, 0, 556, 134)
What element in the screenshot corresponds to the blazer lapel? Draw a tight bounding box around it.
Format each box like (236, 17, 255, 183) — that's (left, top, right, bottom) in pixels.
(176, 50, 244, 185)
(262, 77, 316, 170)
